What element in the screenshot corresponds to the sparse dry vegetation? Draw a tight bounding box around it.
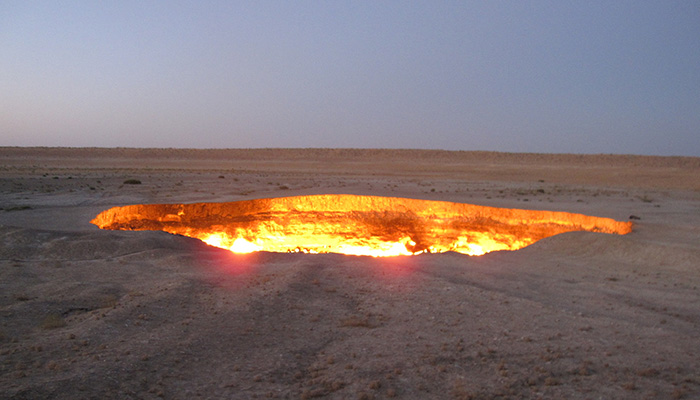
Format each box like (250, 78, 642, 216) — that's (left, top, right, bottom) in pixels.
(40, 314, 66, 330)
(340, 315, 372, 328)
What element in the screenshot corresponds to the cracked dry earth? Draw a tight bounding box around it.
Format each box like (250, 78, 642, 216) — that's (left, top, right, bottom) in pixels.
(1, 148, 699, 399)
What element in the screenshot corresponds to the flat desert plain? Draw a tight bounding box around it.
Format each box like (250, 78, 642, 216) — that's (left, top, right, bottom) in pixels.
(1, 148, 699, 400)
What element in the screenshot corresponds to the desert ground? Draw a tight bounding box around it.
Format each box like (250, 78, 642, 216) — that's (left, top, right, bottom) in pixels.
(1, 147, 699, 400)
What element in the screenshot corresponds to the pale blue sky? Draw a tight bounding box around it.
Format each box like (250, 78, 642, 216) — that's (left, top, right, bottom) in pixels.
(2, 1, 699, 155)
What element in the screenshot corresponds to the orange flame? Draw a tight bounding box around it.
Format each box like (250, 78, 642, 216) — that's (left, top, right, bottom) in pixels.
(91, 194, 632, 257)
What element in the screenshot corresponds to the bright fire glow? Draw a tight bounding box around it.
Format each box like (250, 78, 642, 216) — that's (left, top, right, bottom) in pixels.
(202, 233, 263, 254)
(91, 194, 632, 257)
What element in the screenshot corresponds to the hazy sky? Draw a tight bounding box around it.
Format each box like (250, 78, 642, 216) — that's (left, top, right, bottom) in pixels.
(2, 1, 699, 156)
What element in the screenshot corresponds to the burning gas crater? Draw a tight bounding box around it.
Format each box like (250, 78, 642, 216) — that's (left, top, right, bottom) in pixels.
(91, 194, 632, 257)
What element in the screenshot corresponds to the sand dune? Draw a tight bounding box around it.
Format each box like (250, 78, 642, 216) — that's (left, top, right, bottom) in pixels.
(1, 148, 699, 399)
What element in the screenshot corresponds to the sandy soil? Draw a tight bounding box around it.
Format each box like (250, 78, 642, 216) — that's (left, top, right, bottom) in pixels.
(1, 147, 699, 399)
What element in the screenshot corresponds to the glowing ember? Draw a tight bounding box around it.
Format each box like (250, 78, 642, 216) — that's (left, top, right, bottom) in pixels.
(91, 194, 632, 257)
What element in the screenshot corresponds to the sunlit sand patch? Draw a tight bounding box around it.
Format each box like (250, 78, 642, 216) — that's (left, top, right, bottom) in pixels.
(91, 194, 632, 257)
